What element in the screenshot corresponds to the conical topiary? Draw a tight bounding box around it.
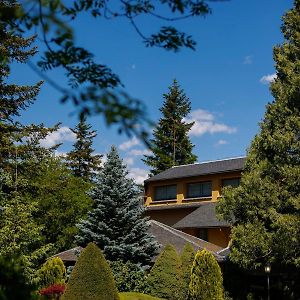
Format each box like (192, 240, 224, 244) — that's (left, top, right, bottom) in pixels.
(189, 249, 224, 300)
(63, 243, 119, 300)
(180, 243, 195, 300)
(146, 244, 181, 300)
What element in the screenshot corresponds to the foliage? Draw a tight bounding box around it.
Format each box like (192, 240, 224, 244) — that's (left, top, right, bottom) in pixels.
(33, 157, 92, 252)
(63, 242, 119, 300)
(119, 292, 162, 300)
(217, 0, 300, 270)
(143, 80, 197, 175)
(0, 256, 37, 300)
(180, 243, 195, 300)
(34, 257, 66, 290)
(39, 284, 65, 299)
(1, 0, 223, 138)
(146, 244, 181, 300)
(75, 146, 158, 265)
(188, 249, 224, 300)
(110, 260, 148, 293)
(66, 116, 102, 182)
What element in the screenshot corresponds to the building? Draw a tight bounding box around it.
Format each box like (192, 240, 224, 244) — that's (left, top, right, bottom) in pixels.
(144, 157, 246, 248)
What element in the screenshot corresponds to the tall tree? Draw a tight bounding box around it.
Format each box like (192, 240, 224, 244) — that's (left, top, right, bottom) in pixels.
(217, 0, 300, 270)
(75, 146, 158, 265)
(67, 117, 102, 182)
(143, 80, 197, 175)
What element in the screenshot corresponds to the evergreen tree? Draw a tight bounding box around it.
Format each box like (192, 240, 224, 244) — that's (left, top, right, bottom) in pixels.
(143, 80, 197, 175)
(188, 249, 224, 300)
(146, 244, 182, 300)
(180, 243, 195, 300)
(217, 0, 300, 270)
(67, 117, 102, 182)
(75, 146, 158, 265)
(63, 243, 119, 300)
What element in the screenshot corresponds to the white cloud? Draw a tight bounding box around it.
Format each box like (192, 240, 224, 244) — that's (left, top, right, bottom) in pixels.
(128, 167, 149, 185)
(260, 73, 277, 84)
(243, 55, 253, 65)
(216, 139, 228, 146)
(129, 149, 152, 156)
(54, 150, 67, 157)
(184, 109, 237, 137)
(40, 126, 76, 148)
(124, 157, 134, 166)
(119, 137, 140, 151)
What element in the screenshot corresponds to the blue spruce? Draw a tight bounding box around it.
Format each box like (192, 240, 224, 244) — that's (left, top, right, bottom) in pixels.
(75, 146, 158, 265)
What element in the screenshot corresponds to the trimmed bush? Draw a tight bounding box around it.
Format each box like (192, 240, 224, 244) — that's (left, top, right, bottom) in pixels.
(189, 249, 224, 300)
(39, 283, 65, 299)
(180, 243, 195, 300)
(146, 244, 181, 300)
(35, 257, 66, 289)
(63, 243, 119, 300)
(119, 292, 162, 300)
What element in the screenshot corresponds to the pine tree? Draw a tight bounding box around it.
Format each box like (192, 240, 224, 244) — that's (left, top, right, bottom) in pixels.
(180, 243, 195, 300)
(143, 80, 197, 175)
(146, 244, 182, 300)
(63, 243, 119, 300)
(75, 146, 158, 265)
(67, 116, 102, 182)
(217, 0, 300, 270)
(188, 249, 224, 300)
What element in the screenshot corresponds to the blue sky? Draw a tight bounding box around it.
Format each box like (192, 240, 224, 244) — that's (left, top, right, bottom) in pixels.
(12, 1, 293, 183)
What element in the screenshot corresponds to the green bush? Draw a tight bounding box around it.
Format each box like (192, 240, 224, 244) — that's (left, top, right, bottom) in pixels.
(146, 244, 181, 300)
(188, 249, 224, 300)
(62, 243, 119, 300)
(119, 292, 162, 300)
(35, 257, 66, 289)
(180, 243, 195, 300)
(110, 260, 148, 293)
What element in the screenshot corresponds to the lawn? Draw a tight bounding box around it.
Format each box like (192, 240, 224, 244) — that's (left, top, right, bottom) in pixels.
(119, 292, 162, 300)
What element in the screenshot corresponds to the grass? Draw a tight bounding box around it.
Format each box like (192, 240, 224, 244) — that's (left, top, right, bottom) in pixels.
(119, 292, 162, 300)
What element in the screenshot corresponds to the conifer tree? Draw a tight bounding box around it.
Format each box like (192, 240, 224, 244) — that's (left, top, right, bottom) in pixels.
(188, 249, 224, 300)
(146, 244, 182, 300)
(143, 80, 197, 175)
(75, 146, 158, 265)
(67, 116, 102, 182)
(180, 243, 195, 300)
(217, 0, 300, 270)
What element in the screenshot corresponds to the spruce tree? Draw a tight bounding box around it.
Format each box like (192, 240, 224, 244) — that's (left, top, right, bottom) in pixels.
(217, 0, 300, 270)
(67, 116, 102, 182)
(146, 244, 182, 300)
(143, 80, 197, 175)
(75, 146, 158, 265)
(188, 249, 224, 300)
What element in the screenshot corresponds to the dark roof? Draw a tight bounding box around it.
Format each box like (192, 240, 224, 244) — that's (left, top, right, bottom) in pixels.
(173, 202, 230, 228)
(149, 220, 226, 262)
(52, 247, 82, 262)
(145, 157, 246, 183)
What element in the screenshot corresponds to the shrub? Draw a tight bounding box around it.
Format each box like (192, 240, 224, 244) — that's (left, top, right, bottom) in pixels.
(35, 257, 66, 289)
(188, 249, 224, 300)
(62, 242, 119, 300)
(39, 284, 65, 299)
(146, 244, 181, 299)
(110, 260, 148, 293)
(180, 243, 195, 300)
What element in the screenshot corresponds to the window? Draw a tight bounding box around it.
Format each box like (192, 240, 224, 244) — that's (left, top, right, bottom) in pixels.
(198, 228, 208, 241)
(222, 178, 240, 188)
(154, 185, 177, 201)
(187, 181, 212, 198)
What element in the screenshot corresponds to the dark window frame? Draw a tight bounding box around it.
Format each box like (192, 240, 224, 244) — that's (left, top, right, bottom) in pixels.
(222, 178, 241, 188)
(186, 181, 212, 198)
(154, 184, 177, 201)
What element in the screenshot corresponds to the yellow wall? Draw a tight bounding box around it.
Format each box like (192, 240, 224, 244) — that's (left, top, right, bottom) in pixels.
(207, 227, 231, 248)
(145, 170, 241, 206)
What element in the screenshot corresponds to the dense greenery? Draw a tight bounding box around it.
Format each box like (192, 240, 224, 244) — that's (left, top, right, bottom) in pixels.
(76, 146, 158, 265)
(63, 243, 119, 300)
(67, 117, 102, 182)
(119, 293, 162, 300)
(180, 243, 195, 300)
(146, 244, 181, 300)
(217, 0, 300, 270)
(143, 80, 197, 175)
(34, 257, 66, 290)
(189, 249, 224, 300)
